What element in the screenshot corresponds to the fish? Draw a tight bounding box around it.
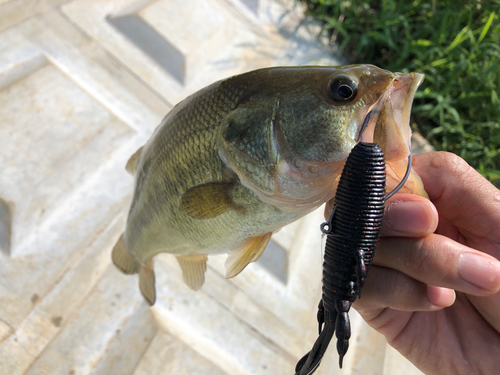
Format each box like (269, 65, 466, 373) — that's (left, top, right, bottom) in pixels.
(111, 65, 426, 305)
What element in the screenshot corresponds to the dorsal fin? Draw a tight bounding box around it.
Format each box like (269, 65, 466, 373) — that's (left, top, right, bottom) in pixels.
(125, 146, 144, 175)
(225, 232, 272, 278)
(180, 181, 244, 219)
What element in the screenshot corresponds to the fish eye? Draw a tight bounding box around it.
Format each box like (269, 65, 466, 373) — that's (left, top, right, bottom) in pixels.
(328, 76, 358, 103)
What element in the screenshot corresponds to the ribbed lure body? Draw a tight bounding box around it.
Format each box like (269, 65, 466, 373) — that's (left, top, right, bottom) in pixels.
(296, 142, 386, 374)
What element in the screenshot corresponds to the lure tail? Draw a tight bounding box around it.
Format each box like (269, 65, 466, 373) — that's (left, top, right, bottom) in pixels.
(295, 306, 336, 375)
(334, 300, 352, 368)
(295, 301, 353, 374)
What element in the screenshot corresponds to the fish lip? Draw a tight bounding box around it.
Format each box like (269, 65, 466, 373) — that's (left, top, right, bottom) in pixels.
(398, 72, 424, 113)
(392, 72, 425, 147)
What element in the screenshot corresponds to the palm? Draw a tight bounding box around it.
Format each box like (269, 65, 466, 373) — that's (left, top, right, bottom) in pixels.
(355, 218, 500, 374)
(364, 290, 500, 374)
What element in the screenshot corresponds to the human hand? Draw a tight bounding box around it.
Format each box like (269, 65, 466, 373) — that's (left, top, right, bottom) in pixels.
(354, 152, 500, 374)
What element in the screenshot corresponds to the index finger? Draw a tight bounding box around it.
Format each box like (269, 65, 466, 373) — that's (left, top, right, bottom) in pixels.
(412, 152, 500, 248)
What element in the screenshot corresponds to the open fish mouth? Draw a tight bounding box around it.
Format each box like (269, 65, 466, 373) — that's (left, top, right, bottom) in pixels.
(357, 72, 424, 160)
(354, 71, 427, 198)
(384, 72, 427, 197)
(400, 73, 425, 138)
(374, 72, 425, 162)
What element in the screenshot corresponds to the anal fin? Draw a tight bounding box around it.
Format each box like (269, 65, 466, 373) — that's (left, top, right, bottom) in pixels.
(176, 255, 207, 291)
(225, 232, 272, 279)
(139, 260, 156, 306)
(111, 235, 139, 275)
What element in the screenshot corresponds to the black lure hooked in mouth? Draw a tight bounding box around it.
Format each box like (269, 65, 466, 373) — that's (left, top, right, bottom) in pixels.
(295, 111, 412, 374)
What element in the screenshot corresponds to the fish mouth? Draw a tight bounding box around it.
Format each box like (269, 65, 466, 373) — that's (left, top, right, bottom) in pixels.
(353, 71, 426, 198)
(392, 72, 425, 151)
(358, 72, 424, 161)
(382, 72, 427, 197)
(401, 73, 425, 133)
(379, 72, 424, 161)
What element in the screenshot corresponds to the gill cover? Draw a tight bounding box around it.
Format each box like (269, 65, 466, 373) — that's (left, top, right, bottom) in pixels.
(217, 65, 404, 212)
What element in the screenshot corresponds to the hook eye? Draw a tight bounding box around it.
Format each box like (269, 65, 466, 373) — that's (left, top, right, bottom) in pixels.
(320, 222, 331, 234)
(320, 206, 337, 234)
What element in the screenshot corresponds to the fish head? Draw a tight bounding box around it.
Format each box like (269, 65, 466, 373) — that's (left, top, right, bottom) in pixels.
(217, 65, 425, 212)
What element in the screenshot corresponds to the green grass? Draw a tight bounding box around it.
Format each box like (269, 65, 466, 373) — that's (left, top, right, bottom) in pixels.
(300, 0, 500, 186)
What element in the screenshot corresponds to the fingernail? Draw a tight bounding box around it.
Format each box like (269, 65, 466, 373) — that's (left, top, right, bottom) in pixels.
(428, 286, 455, 310)
(459, 253, 500, 291)
(387, 201, 436, 234)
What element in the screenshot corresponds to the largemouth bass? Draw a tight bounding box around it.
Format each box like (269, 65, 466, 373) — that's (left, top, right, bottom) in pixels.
(112, 65, 426, 305)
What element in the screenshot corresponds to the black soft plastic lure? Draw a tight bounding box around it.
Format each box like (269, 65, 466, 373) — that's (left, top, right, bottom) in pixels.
(295, 132, 413, 374)
(295, 142, 386, 374)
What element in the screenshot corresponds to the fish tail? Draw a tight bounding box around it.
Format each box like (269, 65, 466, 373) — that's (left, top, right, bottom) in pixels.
(111, 234, 140, 274)
(139, 260, 156, 305)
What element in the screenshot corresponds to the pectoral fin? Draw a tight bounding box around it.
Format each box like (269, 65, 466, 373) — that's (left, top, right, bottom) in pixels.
(225, 232, 272, 279)
(125, 146, 144, 175)
(180, 182, 243, 219)
(111, 235, 139, 275)
(139, 260, 156, 306)
(176, 255, 208, 291)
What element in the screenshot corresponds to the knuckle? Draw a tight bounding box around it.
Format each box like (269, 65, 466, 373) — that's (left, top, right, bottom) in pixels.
(431, 151, 483, 206)
(405, 235, 454, 283)
(405, 237, 431, 274)
(391, 272, 415, 302)
(439, 152, 476, 181)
